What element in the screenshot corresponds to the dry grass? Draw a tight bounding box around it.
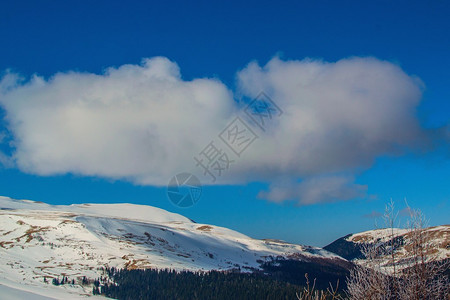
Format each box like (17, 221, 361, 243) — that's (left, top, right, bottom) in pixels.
(124, 259, 150, 270)
(346, 202, 450, 300)
(16, 225, 51, 243)
(0, 241, 13, 248)
(197, 225, 213, 232)
(351, 235, 372, 243)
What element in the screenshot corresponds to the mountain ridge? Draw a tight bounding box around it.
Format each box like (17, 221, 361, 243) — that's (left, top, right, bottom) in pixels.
(324, 225, 450, 272)
(0, 196, 344, 299)
(2, 195, 448, 299)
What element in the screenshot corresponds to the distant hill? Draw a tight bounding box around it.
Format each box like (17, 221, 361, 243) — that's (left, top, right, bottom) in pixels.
(324, 225, 450, 272)
(0, 196, 347, 298)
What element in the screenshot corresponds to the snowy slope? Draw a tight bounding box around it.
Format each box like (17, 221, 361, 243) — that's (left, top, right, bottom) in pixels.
(0, 196, 343, 298)
(347, 226, 450, 261)
(0, 284, 56, 300)
(324, 225, 450, 274)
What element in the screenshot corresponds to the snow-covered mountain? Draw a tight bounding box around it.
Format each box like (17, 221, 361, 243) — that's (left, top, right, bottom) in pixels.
(324, 225, 450, 272)
(0, 196, 343, 299)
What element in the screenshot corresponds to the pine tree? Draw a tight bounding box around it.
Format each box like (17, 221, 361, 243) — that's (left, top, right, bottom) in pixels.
(52, 278, 59, 286)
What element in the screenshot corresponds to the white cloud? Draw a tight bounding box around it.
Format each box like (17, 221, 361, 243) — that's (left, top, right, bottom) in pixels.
(0, 57, 236, 184)
(236, 57, 426, 175)
(235, 56, 426, 204)
(0, 56, 428, 205)
(257, 175, 367, 205)
(363, 210, 383, 219)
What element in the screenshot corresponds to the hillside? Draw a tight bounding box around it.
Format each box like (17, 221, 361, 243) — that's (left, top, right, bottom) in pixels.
(0, 196, 345, 299)
(324, 225, 450, 272)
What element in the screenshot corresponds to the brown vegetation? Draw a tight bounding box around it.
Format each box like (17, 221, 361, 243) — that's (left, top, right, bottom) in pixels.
(346, 201, 450, 300)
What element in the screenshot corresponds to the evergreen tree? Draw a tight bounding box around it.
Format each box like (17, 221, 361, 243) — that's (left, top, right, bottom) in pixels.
(52, 278, 59, 286)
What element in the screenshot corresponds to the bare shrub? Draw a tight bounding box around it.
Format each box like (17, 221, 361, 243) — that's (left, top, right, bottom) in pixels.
(346, 201, 450, 300)
(346, 245, 394, 299)
(296, 273, 342, 300)
(397, 208, 449, 300)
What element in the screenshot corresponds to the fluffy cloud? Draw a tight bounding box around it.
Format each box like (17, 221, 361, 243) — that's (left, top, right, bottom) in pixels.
(236, 57, 426, 204)
(0, 56, 427, 205)
(257, 175, 367, 205)
(236, 57, 425, 175)
(0, 57, 235, 184)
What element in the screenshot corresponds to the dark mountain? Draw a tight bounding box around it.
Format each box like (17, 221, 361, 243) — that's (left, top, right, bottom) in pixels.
(323, 234, 364, 261)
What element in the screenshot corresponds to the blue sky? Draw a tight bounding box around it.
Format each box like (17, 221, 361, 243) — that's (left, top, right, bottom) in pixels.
(0, 0, 448, 246)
